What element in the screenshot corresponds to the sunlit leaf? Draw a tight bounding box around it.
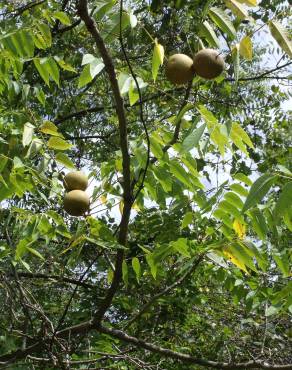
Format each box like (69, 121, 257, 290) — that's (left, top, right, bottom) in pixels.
(233, 219, 246, 239)
(47, 137, 72, 151)
(200, 21, 220, 48)
(22, 123, 34, 147)
(208, 7, 236, 39)
(55, 152, 76, 170)
(152, 39, 164, 81)
(242, 174, 277, 213)
(132, 257, 141, 282)
(240, 36, 253, 60)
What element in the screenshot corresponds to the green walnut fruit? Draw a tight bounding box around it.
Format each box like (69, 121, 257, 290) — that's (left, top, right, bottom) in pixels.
(165, 53, 194, 85)
(63, 171, 88, 191)
(63, 190, 90, 216)
(193, 49, 224, 80)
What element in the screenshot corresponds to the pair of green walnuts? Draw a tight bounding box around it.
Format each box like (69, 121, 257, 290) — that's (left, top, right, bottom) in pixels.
(165, 48, 225, 85)
(63, 171, 90, 216)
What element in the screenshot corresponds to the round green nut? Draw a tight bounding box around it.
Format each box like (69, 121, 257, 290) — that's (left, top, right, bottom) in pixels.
(63, 171, 88, 191)
(63, 190, 90, 217)
(193, 49, 224, 80)
(165, 53, 194, 85)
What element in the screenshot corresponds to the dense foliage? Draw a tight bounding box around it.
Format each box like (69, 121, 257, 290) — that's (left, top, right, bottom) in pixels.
(0, 0, 291, 369)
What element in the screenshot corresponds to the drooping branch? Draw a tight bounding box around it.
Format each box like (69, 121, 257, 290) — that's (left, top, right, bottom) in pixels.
(1, 319, 292, 369)
(76, 0, 132, 324)
(99, 325, 292, 370)
(0, 0, 46, 17)
(4, 272, 94, 289)
(227, 61, 292, 82)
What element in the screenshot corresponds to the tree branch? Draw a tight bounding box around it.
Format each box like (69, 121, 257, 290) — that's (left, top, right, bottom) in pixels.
(77, 0, 132, 325)
(0, 0, 46, 17)
(99, 325, 292, 370)
(227, 61, 292, 82)
(1, 320, 292, 369)
(5, 272, 94, 289)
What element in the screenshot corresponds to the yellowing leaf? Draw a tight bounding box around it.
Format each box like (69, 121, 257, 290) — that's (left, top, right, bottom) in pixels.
(40, 121, 64, 137)
(133, 202, 141, 212)
(152, 39, 164, 81)
(223, 247, 248, 272)
(230, 122, 254, 155)
(99, 195, 107, 204)
(237, 0, 257, 6)
(47, 137, 72, 150)
(269, 21, 292, 58)
(233, 219, 246, 239)
(225, 0, 249, 20)
(240, 36, 253, 60)
(119, 200, 124, 215)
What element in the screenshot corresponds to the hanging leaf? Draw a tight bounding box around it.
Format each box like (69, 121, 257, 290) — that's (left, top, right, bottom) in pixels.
(223, 246, 248, 273)
(169, 160, 193, 190)
(1, 30, 34, 58)
(248, 208, 268, 240)
(34, 58, 50, 86)
(233, 219, 246, 239)
(132, 257, 141, 282)
(152, 39, 164, 81)
(197, 105, 228, 156)
(230, 183, 248, 197)
(230, 122, 254, 155)
(242, 174, 277, 213)
(208, 7, 236, 39)
(240, 36, 253, 60)
(22, 123, 35, 147)
(81, 54, 105, 79)
(218, 200, 242, 219)
(26, 246, 45, 261)
(225, 0, 249, 20)
(129, 11, 138, 28)
(122, 260, 128, 286)
(233, 173, 252, 186)
(128, 80, 139, 106)
(274, 182, 292, 220)
(35, 23, 52, 49)
(224, 192, 243, 209)
(53, 11, 71, 26)
(231, 43, 240, 82)
(181, 212, 193, 229)
(200, 21, 220, 48)
(34, 87, 46, 106)
(273, 253, 290, 278)
(171, 238, 191, 258)
(94, 0, 116, 20)
(269, 21, 292, 59)
(40, 121, 64, 138)
(47, 137, 72, 151)
(181, 124, 206, 153)
(55, 152, 76, 170)
(55, 57, 77, 73)
(34, 57, 60, 86)
(78, 65, 92, 88)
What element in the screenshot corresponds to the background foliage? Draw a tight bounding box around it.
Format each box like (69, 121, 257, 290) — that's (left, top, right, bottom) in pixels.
(0, 0, 291, 369)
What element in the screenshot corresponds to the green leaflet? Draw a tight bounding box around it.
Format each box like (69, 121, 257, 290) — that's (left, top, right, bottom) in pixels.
(274, 182, 292, 221)
(242, 174, 277, 213)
